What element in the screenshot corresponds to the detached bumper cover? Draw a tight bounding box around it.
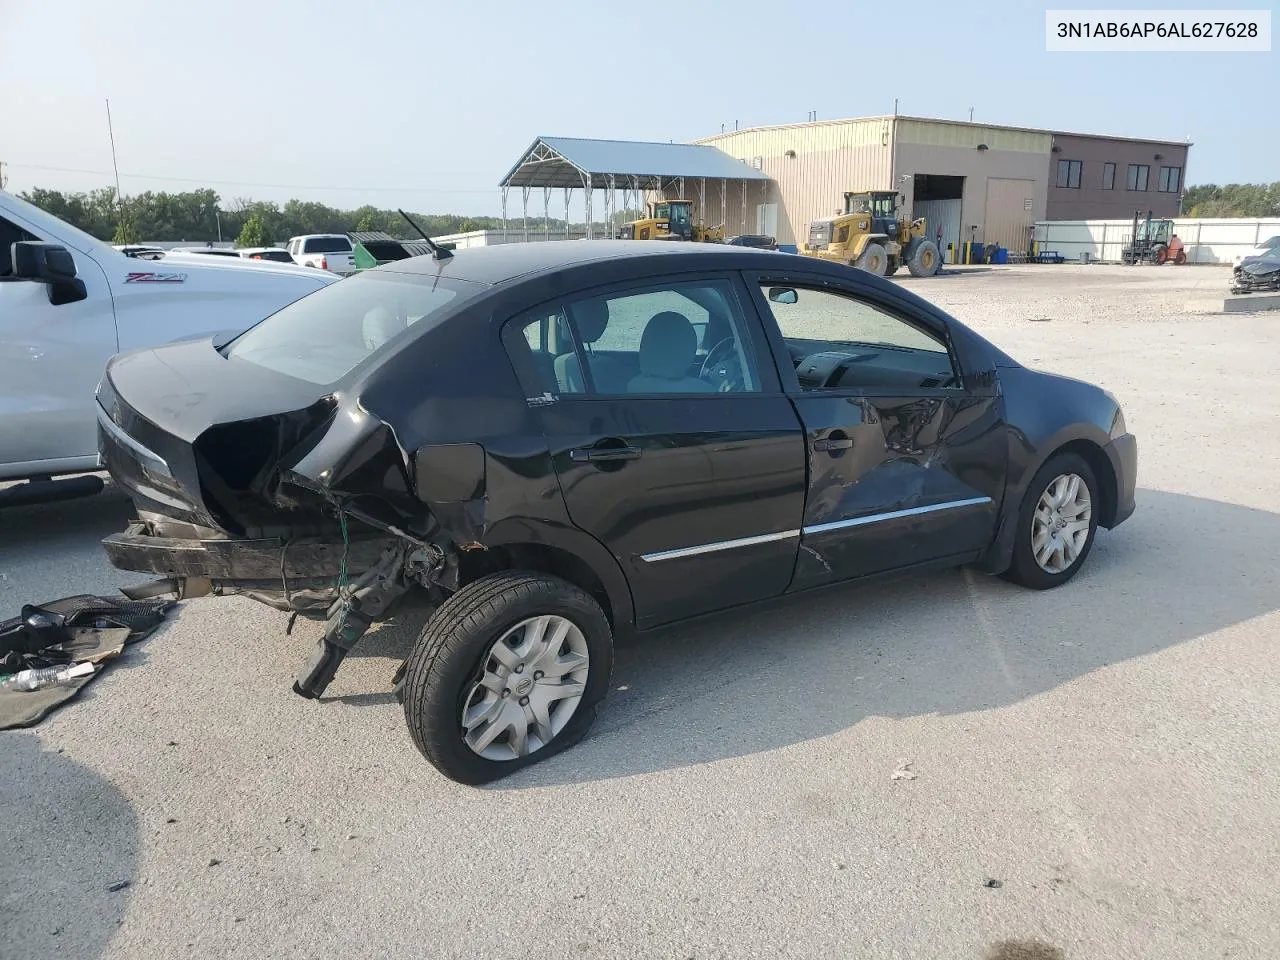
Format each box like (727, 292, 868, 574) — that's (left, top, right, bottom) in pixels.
(1103, 433, 1137, 528)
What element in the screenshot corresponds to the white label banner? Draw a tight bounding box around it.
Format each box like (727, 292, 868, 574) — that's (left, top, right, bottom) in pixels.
(1046, 10, 1271, 51)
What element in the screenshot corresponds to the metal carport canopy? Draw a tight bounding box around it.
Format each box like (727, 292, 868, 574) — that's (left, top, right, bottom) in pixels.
(499, 136, 770, 189)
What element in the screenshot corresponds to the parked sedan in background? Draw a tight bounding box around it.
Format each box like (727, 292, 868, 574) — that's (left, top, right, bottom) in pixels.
(725, 234, 778, 250)
(97, 241, 1137, 785)
(237, 247, 295, 264)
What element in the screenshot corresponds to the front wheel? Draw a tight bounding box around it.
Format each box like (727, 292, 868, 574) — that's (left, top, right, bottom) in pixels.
(855, 242, 889, 276)
(908, 239, 941, 277)
(1001, 453, 1100, 590)
(402, 572, 614, 784)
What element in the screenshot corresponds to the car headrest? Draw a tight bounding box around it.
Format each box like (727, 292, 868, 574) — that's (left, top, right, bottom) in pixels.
(571, 299, 609, 343)
(638, 311, 698, 380)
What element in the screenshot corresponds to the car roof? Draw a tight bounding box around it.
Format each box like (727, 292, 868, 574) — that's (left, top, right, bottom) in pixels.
(374, 239, 793, 286)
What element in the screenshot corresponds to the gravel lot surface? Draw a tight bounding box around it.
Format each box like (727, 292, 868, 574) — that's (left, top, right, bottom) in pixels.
(3, 263, 1278, 960)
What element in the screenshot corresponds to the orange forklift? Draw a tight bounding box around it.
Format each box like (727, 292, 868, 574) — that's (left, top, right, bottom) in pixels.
(1121, 211, 1186, 265)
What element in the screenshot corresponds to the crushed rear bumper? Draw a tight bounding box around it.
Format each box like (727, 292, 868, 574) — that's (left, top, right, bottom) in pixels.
(103, 521, 383, 581)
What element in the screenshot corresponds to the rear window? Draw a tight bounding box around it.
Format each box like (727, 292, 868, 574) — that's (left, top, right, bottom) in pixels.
(250, 249, 294, 262)
(302, 236, 352, 254)
(223, 271, 483, 385)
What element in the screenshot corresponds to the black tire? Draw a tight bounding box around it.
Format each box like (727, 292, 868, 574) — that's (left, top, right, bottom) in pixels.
(402, 571, 614, 785)
(855, 242, 889, 276)
(885, 258, 900, 276)
(1000, 452, 1100, 590)
(908, 239, 941, 277)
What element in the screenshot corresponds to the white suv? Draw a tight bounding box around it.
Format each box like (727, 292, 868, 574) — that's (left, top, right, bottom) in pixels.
(287, 234, 357, 275)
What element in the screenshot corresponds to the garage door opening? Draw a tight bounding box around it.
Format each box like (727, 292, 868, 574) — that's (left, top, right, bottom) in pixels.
(913, 175, 964, 263)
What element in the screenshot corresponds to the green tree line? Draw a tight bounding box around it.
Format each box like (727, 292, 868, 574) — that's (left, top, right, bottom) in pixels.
(19, 186, 632, 244)
(1181, 182, 1280, 218)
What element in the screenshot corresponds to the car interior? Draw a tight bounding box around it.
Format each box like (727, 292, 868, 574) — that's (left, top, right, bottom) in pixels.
(515, 281, 962, 397)
(522, 283, 757, 395)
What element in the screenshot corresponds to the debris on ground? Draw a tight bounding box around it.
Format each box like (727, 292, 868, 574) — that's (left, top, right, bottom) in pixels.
(0, 595, 174, 730)
(891, 759, 918, 781)
(106, 880, 131, 893)
(984, 877, 1004, 889)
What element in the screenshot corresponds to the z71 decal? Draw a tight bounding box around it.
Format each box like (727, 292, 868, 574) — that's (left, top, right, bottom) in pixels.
(124, 272, 188, 283)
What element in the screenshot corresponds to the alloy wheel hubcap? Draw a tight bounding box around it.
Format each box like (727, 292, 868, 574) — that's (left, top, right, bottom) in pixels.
(1031, 473, 1092, 574)
(461, 615, 590, 761)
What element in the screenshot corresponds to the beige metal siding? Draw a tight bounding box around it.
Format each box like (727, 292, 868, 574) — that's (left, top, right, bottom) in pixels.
(697, 121, 893, 246)
(894, 140, 1049, 253)
(984, 178, 1037, 252)
(896, 119, 1052, 155)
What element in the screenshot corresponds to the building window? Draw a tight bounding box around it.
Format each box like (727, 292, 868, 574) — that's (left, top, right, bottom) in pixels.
(1126, 164, 1150, 191)
(1056, 159, 1082, 189)
(1102, 162, 1116, 190)
(1158, 166, 1182, 193)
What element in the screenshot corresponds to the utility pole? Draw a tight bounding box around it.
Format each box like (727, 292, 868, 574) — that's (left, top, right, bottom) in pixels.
(0, 160, 7, 190)
(969, 107, 975, 122)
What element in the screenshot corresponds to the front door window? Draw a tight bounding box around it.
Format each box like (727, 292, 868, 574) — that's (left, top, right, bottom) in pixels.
(760, 284, 960, 392)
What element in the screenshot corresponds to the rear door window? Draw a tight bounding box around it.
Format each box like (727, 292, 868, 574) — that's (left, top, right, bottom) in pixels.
(302, 237, 352, 254)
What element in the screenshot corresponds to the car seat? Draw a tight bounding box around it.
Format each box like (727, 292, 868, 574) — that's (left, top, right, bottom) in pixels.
(555, 299, 628, 394)
(627, 312, 715, 394)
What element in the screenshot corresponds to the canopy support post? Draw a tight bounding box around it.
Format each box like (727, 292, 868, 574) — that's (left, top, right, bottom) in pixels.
(564, 188, 571, 239)
(521, 186, 529, 243)
(543, 187, 550, 240)
(720, 179, 726, 238)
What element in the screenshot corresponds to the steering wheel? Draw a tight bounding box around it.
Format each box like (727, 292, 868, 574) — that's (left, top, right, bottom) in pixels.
(700, 337, 744, 392)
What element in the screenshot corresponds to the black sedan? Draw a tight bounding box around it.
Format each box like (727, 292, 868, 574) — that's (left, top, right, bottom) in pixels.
(86, 239, 1137, 784)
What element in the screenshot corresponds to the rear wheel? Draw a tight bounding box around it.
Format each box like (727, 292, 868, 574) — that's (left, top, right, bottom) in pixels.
(1154, 244, 1169, 264)
(1001, 453, 1100, 590)
(402, 572, 614, 784)
(855, 242, 889, 276)
(1174, 249, 1187, 265)
(908, 239, 941, 277)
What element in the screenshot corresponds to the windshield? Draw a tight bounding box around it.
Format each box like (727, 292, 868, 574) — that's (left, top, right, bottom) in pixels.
(224, 271, 484, 385)
(844, 195, 872, 215)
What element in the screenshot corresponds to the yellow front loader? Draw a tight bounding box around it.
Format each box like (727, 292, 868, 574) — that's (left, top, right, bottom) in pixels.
(801, 191, 941, 277)
(617, 200, 724, 243)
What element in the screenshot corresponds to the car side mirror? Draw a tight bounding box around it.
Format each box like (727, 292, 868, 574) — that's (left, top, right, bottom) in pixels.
(768, 287, 798, 305)
(10, 242, 87, 305)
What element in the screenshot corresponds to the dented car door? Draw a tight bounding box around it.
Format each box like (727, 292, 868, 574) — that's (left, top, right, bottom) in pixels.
(746, 274, 1007, 589)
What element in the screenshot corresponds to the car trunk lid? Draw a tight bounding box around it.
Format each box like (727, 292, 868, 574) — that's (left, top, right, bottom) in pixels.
(99, 336, 342, 534)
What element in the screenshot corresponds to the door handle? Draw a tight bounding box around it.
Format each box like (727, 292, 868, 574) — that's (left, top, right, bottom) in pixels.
(569, 444, 643, 463)
(813, 437, 853, 452)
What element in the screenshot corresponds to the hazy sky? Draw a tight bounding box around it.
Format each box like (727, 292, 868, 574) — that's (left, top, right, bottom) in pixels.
(2, 0, 1275, 217)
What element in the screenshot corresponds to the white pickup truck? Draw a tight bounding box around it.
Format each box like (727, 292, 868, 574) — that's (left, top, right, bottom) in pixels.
(0, 190, 340, 503)
(286, 234, 357, 275)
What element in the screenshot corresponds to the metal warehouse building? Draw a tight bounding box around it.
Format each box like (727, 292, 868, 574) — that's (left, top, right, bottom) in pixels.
(693, 116, 1191, 256)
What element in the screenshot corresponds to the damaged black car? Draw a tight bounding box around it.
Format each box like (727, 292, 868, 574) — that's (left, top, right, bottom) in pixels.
(98, 240, 1137, 784)
(1230, 253, 1280, 295)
